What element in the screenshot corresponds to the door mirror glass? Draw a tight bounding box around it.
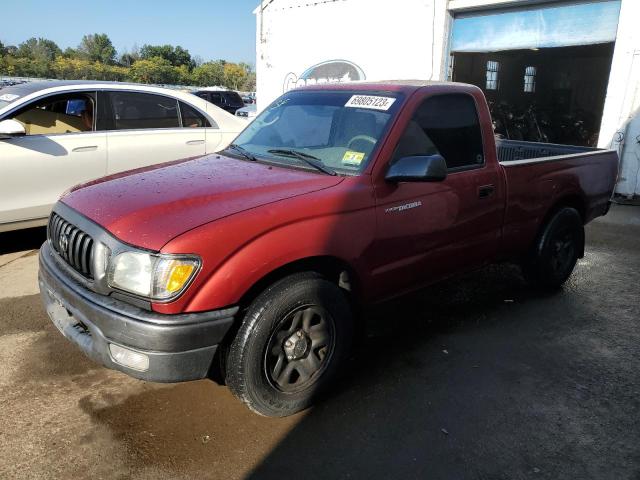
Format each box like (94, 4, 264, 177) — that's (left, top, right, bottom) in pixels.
(386, 154, 447, 182)
(0, 119, 26, 139)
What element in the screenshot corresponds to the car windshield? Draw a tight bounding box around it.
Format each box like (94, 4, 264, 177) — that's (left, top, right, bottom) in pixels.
(229, 90, 403, 174)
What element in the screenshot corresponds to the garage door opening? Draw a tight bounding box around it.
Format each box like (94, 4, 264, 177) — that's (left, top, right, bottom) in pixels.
(449, 0, 621, 147)
(451, 43, 616, 146)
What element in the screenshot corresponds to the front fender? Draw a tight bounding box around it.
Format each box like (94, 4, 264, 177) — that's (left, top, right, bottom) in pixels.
(185, 212, 374, 312)
(153, 179, 376, 314)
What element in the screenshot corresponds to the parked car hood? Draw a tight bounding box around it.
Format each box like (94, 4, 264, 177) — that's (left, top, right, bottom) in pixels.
(62, 154, 344, 250)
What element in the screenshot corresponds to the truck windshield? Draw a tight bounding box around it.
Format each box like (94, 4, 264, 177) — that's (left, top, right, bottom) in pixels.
(229, 90, 403, 174)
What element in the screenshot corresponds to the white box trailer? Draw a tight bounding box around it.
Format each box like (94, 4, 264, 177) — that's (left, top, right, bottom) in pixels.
(254, 0, 640, 197)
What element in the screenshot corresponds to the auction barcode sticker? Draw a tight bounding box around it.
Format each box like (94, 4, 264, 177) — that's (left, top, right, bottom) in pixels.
(345, 95, 396, 111)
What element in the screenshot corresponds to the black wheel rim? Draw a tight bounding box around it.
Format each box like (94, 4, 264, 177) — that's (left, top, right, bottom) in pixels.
(550, 228, 576, 277)
(264, 305, 335, 393)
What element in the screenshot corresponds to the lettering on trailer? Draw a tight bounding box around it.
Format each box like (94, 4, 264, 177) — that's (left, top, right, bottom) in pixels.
(283, 60, 366, 93)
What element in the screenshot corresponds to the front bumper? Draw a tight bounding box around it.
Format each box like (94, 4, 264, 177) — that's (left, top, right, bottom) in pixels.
(39, 242, 238, 382)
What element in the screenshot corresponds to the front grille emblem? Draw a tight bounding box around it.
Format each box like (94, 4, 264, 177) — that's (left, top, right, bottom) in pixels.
(58, 232, 69, 254)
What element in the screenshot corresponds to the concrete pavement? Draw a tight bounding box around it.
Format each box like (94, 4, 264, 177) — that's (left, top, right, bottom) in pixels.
(1, 205, 639, 479)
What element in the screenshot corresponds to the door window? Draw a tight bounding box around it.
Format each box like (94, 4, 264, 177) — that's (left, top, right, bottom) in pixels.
(393, 94, 484, 170)
(222, 91, 244, 108)
(209, 92, 223, 105)
(180, 101, 211, 128)
(108, 92, 179, 130)
(10, 93, 95, 135)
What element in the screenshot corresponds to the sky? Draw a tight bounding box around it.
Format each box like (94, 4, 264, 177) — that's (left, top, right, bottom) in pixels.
(0, 0, 257, 64)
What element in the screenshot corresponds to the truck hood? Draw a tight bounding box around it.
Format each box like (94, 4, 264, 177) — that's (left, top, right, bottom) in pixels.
(62, 154, 343, 250)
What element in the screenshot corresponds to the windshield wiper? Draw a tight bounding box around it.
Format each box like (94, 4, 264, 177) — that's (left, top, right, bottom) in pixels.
(267, 149, 337, 176)
(227, 143, 257, 162)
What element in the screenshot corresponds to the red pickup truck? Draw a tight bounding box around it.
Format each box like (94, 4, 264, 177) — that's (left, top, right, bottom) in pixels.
(39, 81, 618, 417)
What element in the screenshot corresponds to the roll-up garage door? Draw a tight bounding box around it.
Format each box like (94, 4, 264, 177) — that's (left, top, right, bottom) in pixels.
(451, 0, 621, 53)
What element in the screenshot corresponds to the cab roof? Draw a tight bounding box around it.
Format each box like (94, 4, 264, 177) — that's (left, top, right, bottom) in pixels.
(294, 80, 478, 94)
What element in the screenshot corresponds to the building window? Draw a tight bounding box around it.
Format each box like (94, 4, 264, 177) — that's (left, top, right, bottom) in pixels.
(486, 60, 500, 90)
(524, 66, 537, 93)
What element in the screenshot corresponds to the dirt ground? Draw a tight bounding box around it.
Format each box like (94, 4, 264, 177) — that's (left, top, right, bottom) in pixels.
(0, 205, 638, 480)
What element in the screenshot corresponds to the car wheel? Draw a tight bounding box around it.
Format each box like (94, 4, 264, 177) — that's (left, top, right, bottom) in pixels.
(225, 272, 353, 417)
(522, 207, 583, 289)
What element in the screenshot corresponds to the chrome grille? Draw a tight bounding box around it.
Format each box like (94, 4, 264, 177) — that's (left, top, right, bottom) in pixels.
(48, 212, 94, 279)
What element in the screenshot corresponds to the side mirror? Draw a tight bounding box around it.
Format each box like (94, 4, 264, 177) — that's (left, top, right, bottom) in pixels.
(0, 119, 26, 139)
(385, 154, 447, 182)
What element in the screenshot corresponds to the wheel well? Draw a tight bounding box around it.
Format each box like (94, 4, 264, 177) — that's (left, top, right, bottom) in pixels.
(210, 256, 363, 384)
(547, 195, 585, 224)
(538, 194, 586, 257)
(237, 256, 361, 310)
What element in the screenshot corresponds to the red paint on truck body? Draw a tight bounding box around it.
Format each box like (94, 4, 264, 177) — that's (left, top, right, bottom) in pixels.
(61, 82, 618, 314)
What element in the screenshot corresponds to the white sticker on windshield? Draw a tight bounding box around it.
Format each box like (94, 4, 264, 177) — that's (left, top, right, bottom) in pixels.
(345, 95, 396, 111)
(0, 94, 20, 102)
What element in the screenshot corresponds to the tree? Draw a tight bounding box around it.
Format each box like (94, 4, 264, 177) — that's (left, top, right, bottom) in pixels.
(242, 71, 256, 91)
(191, 61, 225, 87)
(223, 63, 247, 90)
(62, 47, 79, 58)
(128, 56, 178, 84)
(140, 44, 194, 69)
(78, 33, 116, 64)
(119, 45, 140, 67)
(16, 37, 61, 61)
(0, 41, 6, 56)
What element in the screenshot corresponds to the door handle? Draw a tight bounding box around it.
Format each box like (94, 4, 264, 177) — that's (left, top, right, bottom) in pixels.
(478, 184, 495, 199)
(186, 139, 205, 145)
(72, 145, 98, 152)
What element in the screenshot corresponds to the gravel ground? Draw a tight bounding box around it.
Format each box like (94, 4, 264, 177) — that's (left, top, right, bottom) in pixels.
(0, 205, 638, 480)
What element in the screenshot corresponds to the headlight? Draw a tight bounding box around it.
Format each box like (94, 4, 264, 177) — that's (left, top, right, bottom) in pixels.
(107, 251, 200, 301)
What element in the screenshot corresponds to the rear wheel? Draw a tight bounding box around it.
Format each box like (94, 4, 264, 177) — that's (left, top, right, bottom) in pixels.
(522, 207, 583, 289)
(225, 272, 353, 417)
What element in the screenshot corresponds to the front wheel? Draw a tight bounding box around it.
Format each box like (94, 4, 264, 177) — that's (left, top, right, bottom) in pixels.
(225, 273, 353, 417)
(522, 207, 583, 289)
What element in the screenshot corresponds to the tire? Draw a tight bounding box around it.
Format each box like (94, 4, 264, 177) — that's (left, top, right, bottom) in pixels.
(226, 272, 353, 417)
(522, 207, 583, 289)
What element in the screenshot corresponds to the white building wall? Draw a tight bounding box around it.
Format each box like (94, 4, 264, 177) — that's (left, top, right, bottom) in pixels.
(598, 0, 640, 197)
(255, 0, 449, 109)
(256, 0, 640, 196)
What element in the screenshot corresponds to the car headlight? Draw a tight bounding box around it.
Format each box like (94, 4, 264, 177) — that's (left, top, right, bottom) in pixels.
(107, 251, 200, 301)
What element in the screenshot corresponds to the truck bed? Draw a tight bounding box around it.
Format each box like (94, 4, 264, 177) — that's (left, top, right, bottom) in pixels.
(497, 139, 618, 260)
(496, 138, 598, 162)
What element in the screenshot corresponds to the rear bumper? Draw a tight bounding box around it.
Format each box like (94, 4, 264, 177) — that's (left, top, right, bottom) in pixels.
(38, 242, 237, 383)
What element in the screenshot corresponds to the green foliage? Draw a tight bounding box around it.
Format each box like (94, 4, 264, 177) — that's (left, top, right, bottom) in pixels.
(78, 33, 116, 64)
(0, 34, 254, 91)
(223, 63, 246, 90)
(51, 57, 128, 81)
(191, 61, 225, 87)
(140, 44, 194, 69)
(16, 37, 61, 62)
(128, 56, 179, 84)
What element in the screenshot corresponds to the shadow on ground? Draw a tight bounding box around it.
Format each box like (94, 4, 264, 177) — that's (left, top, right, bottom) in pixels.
(246, 219, 640, 479)
(0, 226, 47, 255)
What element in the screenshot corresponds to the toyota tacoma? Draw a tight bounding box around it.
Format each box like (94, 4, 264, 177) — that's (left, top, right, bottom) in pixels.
(39, 81, 618, 417)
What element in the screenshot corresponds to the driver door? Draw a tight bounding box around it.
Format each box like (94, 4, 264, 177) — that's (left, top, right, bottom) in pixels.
(370, 92, 504, 299)
(0, 91, 107, 230)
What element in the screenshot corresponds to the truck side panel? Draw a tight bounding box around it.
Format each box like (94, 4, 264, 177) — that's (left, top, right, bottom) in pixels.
(498, 150, 618, 260)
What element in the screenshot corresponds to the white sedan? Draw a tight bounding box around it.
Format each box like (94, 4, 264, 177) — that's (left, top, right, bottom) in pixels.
(0, 81, 245, 232)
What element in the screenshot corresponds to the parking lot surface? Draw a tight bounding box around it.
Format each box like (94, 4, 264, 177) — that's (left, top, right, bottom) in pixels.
(1, 205, 639, 479)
